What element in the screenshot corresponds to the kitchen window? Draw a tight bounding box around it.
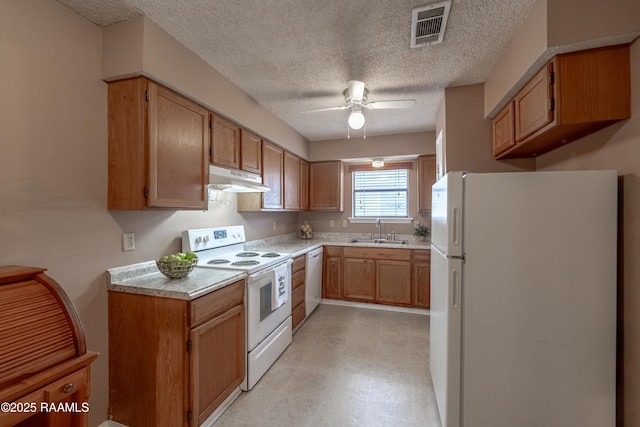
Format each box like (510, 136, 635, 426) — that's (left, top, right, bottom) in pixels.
(352, 168, 409, 218)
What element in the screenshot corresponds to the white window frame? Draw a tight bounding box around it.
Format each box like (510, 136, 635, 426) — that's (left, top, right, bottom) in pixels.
(347, 163, 414, 224)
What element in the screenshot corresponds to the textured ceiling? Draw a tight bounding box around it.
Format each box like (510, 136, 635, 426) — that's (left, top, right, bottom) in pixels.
(58, 0, 536, 141)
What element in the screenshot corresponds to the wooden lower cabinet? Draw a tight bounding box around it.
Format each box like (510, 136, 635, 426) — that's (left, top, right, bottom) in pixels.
(377, 260, 412, 305)
(412, 249, 431, 308)
(322, 246, 343, 299)
(343, 247, 411, 307)
(343, 258, 376, 301)
(322, 247, 429, 308)
(190, 304, 244, 425)
(291, 255, 306, 330)
(108, 280, 245, 427)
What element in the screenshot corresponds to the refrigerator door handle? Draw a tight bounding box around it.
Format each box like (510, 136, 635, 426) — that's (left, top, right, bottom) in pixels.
(451, 269, 460, 309)
(452, 206, 461, 247)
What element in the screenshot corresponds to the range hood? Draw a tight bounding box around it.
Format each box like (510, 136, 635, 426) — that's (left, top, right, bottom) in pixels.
(208, 164, 270, 193)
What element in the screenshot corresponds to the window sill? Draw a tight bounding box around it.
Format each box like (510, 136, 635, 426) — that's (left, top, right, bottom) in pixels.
(347, 217, 414, 224)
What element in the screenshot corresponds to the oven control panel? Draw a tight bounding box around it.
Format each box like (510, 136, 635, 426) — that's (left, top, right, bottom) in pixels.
(182, 226, 246, 252)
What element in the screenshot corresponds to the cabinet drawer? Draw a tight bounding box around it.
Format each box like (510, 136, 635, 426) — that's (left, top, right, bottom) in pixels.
(292, 269, 305, 290)
(45, 368, 88, 402)
(412, 249, 430, 263)
(324, 246, 342, 257)
(191, 280, 244, 327)
(292, 301, 306, 329)
(292, 255, 305, 274)
(343, 247, 410, 261)
(292, 283, 305, 308)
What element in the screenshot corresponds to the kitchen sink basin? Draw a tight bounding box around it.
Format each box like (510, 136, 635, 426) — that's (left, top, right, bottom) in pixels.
(350, 239, 409, 245)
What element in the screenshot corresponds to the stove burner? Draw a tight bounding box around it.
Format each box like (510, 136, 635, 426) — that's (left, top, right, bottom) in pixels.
(232, 260, 260, 266)
(236, 252, 259, 257)
(207, 259, 230, 264)
(261, 253, 281, 258)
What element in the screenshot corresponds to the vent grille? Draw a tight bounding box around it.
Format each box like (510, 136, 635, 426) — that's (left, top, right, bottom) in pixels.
(411, 1, 452, 48)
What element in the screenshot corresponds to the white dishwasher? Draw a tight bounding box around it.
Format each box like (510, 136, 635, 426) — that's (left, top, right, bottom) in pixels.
(305, 246, 323, 315)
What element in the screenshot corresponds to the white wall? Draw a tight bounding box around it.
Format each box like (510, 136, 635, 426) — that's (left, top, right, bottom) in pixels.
(0, 1, 296, 425)
(102, 16, 310, 160)
(309, 131, 435, 162)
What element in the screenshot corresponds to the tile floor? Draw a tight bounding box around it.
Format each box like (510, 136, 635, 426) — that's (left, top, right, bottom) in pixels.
(213, 303, 442, 426)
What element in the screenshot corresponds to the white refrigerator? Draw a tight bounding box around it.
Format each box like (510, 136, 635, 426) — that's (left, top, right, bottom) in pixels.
(430, 170, 617, 427)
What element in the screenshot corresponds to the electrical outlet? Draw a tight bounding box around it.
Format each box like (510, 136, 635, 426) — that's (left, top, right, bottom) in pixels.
(272, 221, 277, 230)
(342, 219, 348, 228)
(122, 233, 135, 251)
(329, 220, 335, 228)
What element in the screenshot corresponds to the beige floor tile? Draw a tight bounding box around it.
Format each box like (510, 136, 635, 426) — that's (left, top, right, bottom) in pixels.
(213, 304, 440, 427)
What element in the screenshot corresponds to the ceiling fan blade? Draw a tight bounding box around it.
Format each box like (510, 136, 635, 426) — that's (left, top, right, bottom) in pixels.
(347, 80, 366, 102)
(301, 105, 349, 113)
(366, 99, 416, 109)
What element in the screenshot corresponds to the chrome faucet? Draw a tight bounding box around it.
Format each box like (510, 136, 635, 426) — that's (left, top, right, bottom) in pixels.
(376, 218, 382, 239)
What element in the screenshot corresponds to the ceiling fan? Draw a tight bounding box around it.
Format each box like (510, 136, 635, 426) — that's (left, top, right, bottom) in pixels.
(301, 80, 416, 131)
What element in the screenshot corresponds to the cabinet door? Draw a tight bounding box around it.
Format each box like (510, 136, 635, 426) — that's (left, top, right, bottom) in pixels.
(412, 250, 431, 308)
(343, 258, 375, 301)
(418, 155, 437, 212)
(149, 82, 209, 209)
(492, 101, 515, 156)
(210, 114, 241, 169)
(323, 250, 342, 299)
(262, 141, 284, 209)
(514, 63, 554, 142)
(240, 130, 262, 174)
(299, 159, 309, 210)
(376, 260, 411, 306)
(309, 161, 343, 211)
(284, 151, 300, 210)
(190, 304, 245, 426)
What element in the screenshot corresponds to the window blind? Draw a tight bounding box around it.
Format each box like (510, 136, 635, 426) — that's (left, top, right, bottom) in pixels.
(353, 169, 409, 217)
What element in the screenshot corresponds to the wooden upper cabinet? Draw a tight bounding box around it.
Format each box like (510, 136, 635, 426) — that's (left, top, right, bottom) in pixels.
(495, 44, 631, 159)
(284, 151, 300, 210)
(514, 63, 554, 142)
(210, 114, 241, 169)
(418, 155, 437, 212)
(240, 129, 262, 174)
(309, 161, 344, 211)
(299, 159, 309, 211)
(261, 141, 284, 209)
(492, 101, 516, 156)
(108, 77, 208, 210)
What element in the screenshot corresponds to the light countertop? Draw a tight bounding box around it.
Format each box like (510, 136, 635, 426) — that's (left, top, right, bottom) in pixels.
(106, 261, 245, 300)
(106, 233, 430, 300)
(246, 232, 431, 258)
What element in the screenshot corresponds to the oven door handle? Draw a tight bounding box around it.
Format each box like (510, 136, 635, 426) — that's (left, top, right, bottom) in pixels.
(246, 258, 292, 284)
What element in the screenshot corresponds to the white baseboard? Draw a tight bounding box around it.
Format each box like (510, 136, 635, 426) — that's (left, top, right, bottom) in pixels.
(320, 299, 430, 315)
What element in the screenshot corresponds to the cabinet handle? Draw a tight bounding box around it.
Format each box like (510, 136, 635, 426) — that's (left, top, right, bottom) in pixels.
(62, 383, 75, 394)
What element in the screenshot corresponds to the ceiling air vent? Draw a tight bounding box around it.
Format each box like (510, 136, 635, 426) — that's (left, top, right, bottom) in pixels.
(411, 1, 452, 48)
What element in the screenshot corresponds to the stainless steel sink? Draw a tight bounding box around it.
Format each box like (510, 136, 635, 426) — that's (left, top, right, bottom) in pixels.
(350, 239, 409, 245)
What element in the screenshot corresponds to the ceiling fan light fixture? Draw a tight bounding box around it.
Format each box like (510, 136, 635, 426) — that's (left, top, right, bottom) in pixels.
(348, 111, 365, 130)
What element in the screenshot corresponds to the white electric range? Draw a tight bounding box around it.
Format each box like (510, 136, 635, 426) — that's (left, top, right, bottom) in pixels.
(182, 226, 292, 391)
